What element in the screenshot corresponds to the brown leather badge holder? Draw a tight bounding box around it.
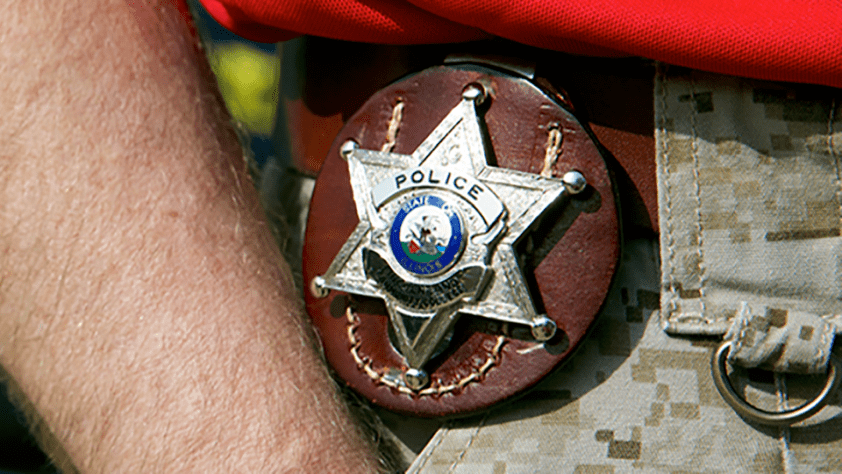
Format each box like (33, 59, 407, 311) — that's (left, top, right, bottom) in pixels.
(298, 52, 652, 417)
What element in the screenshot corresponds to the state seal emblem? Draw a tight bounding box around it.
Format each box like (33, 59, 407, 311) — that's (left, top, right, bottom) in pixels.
(303, 61, 620, 416)
(390, 194, 462, 276)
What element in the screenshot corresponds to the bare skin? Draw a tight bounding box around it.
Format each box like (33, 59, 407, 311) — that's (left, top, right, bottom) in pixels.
(0, 1, 378, 472)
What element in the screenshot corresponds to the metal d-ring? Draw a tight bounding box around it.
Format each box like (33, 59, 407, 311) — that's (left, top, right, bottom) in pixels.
(711, 341, 841, 426)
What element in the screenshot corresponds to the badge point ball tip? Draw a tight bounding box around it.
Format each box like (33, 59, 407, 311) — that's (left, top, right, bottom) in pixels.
(404, 368, 430, 390)
(462, 83, 487, 104)
(310, 275, 328, 298)
(562, 170, 587, 195)
(531, 316, 557, 341)
(340, 140, 358, 161)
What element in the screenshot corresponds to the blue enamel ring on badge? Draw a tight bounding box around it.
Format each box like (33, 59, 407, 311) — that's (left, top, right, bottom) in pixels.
(389, 195, 463, 276)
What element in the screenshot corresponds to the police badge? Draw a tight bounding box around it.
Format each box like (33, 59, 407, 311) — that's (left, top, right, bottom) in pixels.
(304, 62, 620, 416)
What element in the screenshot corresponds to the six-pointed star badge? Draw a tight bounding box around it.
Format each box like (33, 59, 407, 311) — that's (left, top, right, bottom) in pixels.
(312, 83, 587, 390)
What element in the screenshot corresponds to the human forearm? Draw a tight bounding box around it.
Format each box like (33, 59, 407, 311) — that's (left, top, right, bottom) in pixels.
(0, 1, 376, 472)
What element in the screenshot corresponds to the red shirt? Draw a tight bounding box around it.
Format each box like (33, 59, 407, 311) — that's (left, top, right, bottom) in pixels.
(199, 0, 841, 88)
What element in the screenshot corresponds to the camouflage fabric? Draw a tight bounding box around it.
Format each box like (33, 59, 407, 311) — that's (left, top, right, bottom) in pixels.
(656, 66, 842, 337)
(407, 69, 842, 473)
(407, 238, 842, 473)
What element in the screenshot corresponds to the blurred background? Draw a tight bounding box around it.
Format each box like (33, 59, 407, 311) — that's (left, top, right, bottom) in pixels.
(191, 0, 281, 168)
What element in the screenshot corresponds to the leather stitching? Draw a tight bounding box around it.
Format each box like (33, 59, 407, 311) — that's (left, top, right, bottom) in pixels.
(540, 124, 562, 177)
(345, 306, 505, 396)
(381, 99, 404, 152)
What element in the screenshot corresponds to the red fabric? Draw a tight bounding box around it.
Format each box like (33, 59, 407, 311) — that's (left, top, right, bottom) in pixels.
(200, 0, 842, 88)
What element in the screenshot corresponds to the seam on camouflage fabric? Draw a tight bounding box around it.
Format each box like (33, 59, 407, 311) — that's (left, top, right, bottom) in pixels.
(780, 427, 794, 474)
(344, 307, 506, 396)
(407, 422, 450, 474)
(656, 64, 680, 323)
(688, 73, 708, 314)
(447, 412, 488, 473)
(775, 373, 790, 410)
(774, 374, 794, 473)
(381, 100, 405, 152)
(830, 98, 840, 252)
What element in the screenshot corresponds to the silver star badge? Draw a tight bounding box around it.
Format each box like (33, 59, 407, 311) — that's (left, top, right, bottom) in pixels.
(312, 83, 587, 390)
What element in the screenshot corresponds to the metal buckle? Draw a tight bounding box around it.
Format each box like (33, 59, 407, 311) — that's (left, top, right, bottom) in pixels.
(711, 341, 841, 426)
